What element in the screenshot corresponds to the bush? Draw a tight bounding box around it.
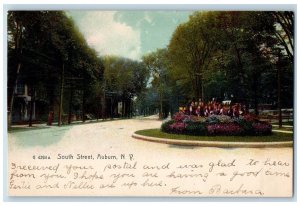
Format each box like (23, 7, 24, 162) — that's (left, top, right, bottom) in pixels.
(190, 115, 206, 123)
(206, 115, 220, 124)
(185, 122, 207, 136)
(161, 120, 175, 133)
(252, 122, 272, 135)
(234, 118, 254, 135)
(216, 115, 233, 123)
(161, 113, 273, 137)
(206, 123, 243, 136)
(173, 113, 190, 122)
(169, 122, 186, 133)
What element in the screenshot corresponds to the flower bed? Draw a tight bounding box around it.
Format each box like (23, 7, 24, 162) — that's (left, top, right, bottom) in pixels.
(161, 113, 272, 136)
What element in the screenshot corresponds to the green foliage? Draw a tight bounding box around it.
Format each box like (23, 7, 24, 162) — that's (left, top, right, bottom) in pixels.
(141, 49, 173, 118)
(185, 122, 207, 136)
(103, 56, 149, 98)
(7, 11, 104, 122)
(161, 120, 175, 133)
(168, 12, 220, 100)
(234, 118, 253, 135)
(162, 113, 272, 136)
(103, 56, 149, 117)
(165, 11, 293, 109)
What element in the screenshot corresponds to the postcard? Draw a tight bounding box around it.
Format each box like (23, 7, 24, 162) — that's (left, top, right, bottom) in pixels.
(6, 9, 294, 197)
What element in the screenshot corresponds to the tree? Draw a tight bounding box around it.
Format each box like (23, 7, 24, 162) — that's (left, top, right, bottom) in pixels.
(8, 11, 104, 126)
(168, 12, 220, 101)
(272, 11, 294, 63)
(103, 56, 149, 118)
(167, 11, 293, 114)
(142, 48, 170, 118)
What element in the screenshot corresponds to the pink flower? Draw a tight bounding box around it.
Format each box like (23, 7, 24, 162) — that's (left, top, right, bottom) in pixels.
(206, 123, 243, 135)
(173, 113, 190, 122)
(252, 122, 272, 135)
(169, 122, 186, 133)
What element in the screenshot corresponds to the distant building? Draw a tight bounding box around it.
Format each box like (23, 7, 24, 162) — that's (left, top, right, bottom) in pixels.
(11, 82, 35, 122)
(12, 81, 48, 123)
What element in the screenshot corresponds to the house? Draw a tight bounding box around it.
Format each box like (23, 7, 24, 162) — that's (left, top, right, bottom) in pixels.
(11, 82, 36, 123)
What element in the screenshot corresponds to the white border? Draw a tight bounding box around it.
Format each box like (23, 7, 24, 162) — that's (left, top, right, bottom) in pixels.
(1, 1, 298, 205)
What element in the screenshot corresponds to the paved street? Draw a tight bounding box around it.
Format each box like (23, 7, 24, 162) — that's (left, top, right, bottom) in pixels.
(8, 115, 293, 157)
(7, 116, 293, 196)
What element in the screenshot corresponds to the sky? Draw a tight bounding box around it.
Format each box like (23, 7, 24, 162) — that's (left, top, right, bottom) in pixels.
(67, 11, 193, 60)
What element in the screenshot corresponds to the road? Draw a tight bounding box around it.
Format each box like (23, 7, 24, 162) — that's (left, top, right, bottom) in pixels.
(7, 116, 293, 197)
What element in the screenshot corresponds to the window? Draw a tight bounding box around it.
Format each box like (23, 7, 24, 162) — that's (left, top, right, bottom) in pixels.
(15, 83, 25, 95)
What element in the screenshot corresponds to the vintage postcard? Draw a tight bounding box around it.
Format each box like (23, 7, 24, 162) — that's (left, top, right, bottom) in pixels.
(6, 9, 294, 197)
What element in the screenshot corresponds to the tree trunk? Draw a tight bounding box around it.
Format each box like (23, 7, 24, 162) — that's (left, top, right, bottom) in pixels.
(195, 75, 199, 100)
(159, 91, 163, 119)
(110, 97, 113, 119)
(97, 96, 101, 121)
(101, 80, 106, 119)
(101, 95, 106, 119)
(8, 21, 23, 128)
(277, 56, 282, 128)
(201, 75, 204, 101)
(127, 99, 131, 118)
(254, 79, 259, 116)
(58, 63, 64, 126)
(233, 43, 245, 102)
(68, 87, 73, 124)
(122, 100, 125, 117)
(47, 89, 55, 125)
(28, 87, 35, 127)
(82, 90, 86, 122)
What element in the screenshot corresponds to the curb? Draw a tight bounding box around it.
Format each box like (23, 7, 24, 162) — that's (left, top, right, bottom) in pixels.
(132, 133, 293, 148)
(272, 129, 293, 134)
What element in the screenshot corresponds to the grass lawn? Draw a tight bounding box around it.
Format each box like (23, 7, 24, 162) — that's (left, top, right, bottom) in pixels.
(8, 126, 50, 133)
(135, 129, 293, 142)
(8, 118, 122, 133)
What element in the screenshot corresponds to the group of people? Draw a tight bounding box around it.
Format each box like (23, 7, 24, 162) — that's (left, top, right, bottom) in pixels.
(180, 98, 248, 118)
